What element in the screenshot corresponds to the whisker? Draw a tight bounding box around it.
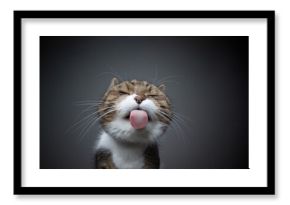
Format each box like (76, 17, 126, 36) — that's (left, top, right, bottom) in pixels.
(67, 106, 114, 134)
(157, 110, 189, 143)
(77, 109, 117, 142)
(73, 101, 104, 106)
(157, 110, 173, 120)
(73, 104, 114, 126)
(171, 113, 188, 125)
(172, 118, 186, 142)
(172, 111, 192, 122)
(96, 106, 116, 115)
(160, 108, 192, 125)
(152, 65, 159, 85)
(167, 119, 185, 142)
(158, 80, 180, 85)
(74, 105, 98, 120)
(80, 102, 101, 105)
(156, 75, 182, 85)
(77, 115, 98, 142)
(65, 110, 99, 135)
(157, 75, 180, 81)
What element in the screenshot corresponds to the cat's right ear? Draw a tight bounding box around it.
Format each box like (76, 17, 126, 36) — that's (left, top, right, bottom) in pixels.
(108, 77, 119, 89)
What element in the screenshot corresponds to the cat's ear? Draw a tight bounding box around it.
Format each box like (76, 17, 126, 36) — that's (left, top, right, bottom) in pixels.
(108, 77, 119, 89)
(158, 84, 166, 92)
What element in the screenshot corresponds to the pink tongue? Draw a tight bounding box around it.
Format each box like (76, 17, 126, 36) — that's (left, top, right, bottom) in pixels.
(129, 110, 148, 129)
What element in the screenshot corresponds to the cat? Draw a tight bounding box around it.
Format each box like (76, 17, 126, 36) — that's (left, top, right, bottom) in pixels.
(95, 78, 172, 169)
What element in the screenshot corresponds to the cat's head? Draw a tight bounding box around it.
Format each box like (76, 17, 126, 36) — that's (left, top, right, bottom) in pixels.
(98, 78, 172, 144)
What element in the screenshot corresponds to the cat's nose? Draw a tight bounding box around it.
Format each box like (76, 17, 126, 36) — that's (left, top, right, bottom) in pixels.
(134, 95, 145, 104)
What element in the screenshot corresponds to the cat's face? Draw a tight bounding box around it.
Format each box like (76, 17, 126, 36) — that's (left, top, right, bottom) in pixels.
(98, 78, 172, 144)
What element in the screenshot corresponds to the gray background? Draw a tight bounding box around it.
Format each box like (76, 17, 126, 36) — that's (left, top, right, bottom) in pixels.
(40, 36, 248, 169)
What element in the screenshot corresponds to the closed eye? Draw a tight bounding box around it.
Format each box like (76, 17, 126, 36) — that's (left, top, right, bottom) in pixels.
(118, 90, 130, 95)
(148, 94, 166, 100)
(148, 94, 159, 97)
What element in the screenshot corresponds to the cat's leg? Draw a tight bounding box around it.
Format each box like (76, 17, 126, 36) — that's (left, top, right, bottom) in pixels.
(95, 148, 117, 169)
(143, 144, 160, 169)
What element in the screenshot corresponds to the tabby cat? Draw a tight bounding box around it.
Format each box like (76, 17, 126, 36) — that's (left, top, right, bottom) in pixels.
(95, 78, 172, 169)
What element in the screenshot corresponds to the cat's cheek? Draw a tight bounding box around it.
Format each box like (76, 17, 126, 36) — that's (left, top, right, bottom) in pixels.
(116, 95, 138, 117)
(139, 99, 158, 117)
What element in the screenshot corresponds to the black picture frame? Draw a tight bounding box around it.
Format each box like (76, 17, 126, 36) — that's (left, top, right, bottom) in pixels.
(14, 10, 275, 195)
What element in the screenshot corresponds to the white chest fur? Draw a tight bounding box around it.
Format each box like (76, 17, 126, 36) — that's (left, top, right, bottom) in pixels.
(96, 132, 146, 169)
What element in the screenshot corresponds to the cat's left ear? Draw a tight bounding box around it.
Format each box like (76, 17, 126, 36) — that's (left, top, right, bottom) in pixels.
(158, 84, 166, 92)
(108, 77, 119, 89)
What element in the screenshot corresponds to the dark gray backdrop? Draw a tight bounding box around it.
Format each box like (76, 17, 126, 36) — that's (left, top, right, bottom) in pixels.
(40, 36, 248, 169)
